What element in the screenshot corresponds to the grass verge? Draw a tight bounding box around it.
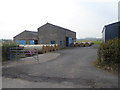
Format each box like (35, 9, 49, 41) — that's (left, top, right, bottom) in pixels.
(76, 40, 102, 45)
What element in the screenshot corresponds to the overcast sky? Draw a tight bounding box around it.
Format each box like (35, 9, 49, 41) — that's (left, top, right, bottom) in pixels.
(0, 0, 119, 39)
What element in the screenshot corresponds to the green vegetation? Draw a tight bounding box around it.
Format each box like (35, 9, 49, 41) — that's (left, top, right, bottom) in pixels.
(76, 40, 102, 44)
(2, 42, 19, 61)
(93, 41, 102, 44)
(94, 38, 120, 73)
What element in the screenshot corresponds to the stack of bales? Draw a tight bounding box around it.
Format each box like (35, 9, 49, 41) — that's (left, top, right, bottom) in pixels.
(75, 43, 79, 47)
(70, 42, 94, 47)
(41, 44, 54, 52)
(89, 42, 94, 45)
(55, 44, 60, 50)
(79, 42, 85, 47)
(45, 44, 60, 51)
(82, 42, 94, 47)
(84, 42, 90, 47)
(19, 45, 48, 54)
(19, 44, 60, 54)
(70, 43, 75, 47)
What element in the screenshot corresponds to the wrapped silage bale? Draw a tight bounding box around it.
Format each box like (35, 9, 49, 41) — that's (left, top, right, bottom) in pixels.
(50, 44, 57, 51)
(46, 44, 54, 52)
(55, 44, 60, 50)
(19, 45, 48, 54)
(54, 44, 60, 50)
(44, 44, 56, 51)
(79, 42, 85, 47)
(84, 42, 90, 47)
(41, 44, 59, 52)
(75, 43, 79, 47)
(70, 43, 74, 47)
(87, 42, 93, 46)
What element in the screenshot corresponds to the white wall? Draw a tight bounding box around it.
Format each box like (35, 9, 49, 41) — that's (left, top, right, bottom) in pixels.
(118, 1, 120, 21)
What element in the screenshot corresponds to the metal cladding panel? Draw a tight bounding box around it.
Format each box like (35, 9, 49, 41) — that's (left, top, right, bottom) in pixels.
(17, 40, 26, 45)
(105, 26, 119, 42)
(30, 40, 34, 45)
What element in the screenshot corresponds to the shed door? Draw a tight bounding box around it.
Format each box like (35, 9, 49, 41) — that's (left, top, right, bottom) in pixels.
(68, 37, 72, 46)
(17, 40, 26, 45)
(30, 40, 34, 45)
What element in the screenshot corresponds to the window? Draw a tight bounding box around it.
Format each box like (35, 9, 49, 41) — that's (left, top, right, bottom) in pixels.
(51, 41, 55, 44)
(30, 40, 34, 45)
(60, 41, 62, 45)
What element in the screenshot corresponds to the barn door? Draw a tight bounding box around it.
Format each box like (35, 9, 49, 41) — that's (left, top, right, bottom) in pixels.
(30, 40, 34, 45)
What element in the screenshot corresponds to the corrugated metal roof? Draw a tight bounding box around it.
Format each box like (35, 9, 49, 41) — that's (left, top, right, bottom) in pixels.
(102, 21, 120, 33)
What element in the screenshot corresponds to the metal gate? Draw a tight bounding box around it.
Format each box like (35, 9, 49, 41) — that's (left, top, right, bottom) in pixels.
(9, 47, 39, 61)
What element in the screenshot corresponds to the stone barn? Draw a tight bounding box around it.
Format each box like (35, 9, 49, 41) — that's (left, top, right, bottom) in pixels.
(14, 30, 38, 45)
(38, 23, 76, 47)
(14, 23, 76, 47)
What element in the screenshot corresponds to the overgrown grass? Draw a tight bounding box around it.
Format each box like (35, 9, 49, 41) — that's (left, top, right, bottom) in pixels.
(2, 42, 19, 61)
(76, 40, 102, 45)
(93, 41, 102, 44)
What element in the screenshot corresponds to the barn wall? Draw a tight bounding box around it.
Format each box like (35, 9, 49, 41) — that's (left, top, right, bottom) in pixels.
(105, 26, 119, 42)
(38, 24, 60, 45)
(57, 28, 66, 47)
(14, 23, 76, 47)
(66, 30, 76, 39)
(14, 31, 38, 44)
(38, 23, 76, 47)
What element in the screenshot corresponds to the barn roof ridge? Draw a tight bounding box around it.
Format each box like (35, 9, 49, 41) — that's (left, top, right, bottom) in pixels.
(24, 30, 37, 33)
(38, 22, 76, 33)
(104, 21, 120, 27)
(13, 30, 37, 38)
(46, 23, 76, 33)
(102, 21, 120, 33)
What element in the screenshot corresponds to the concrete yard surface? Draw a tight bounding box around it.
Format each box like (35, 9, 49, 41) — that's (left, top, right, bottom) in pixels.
(2, 45, 118, 88)
(2, 53, 60, 68)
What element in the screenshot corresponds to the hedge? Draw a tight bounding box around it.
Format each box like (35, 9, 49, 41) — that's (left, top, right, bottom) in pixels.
(2, 42, 19, 61)
(97, 38, 120, 66)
